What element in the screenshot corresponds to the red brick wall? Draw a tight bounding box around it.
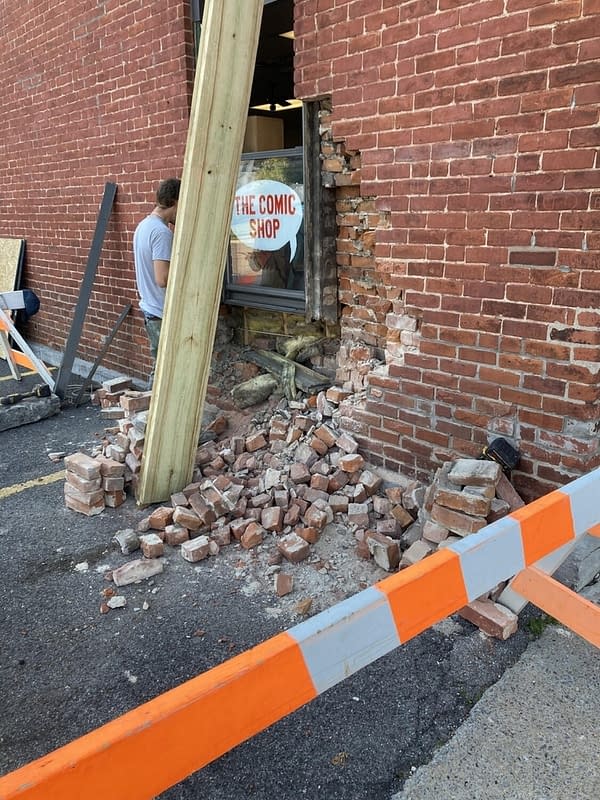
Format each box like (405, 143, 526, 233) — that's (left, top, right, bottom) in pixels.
(0, 1, 193, 379)
(296, 0, 600, 500)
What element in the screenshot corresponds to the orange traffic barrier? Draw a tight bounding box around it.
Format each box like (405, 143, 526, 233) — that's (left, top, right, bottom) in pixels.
(1, 468, 599, 799)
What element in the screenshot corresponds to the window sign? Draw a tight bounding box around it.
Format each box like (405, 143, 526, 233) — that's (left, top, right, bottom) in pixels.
(225, 148, 305, 311)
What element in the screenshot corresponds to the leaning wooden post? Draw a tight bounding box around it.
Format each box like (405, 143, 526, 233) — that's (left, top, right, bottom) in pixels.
(137, 0, 263, 504)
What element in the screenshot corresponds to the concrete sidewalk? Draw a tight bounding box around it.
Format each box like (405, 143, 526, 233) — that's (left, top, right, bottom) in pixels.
(393, 625, 599, 800)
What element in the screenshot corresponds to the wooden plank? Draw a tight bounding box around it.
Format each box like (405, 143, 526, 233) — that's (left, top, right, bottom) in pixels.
(511, 566, 600, 648)
(245, 348, 331, 393)
(0, 238, 24, 294)
(137, 0, 264, 504)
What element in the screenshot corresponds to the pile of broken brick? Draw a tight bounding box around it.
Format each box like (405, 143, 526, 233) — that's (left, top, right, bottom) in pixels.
(63, 377, 526, 639)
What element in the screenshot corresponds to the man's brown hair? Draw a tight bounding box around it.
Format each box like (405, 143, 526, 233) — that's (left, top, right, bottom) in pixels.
(156, 178, 181, 208)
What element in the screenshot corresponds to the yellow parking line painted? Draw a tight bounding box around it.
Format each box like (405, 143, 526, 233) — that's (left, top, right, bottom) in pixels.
(0, 365, 57, 382)
(0, 469, 64, 500)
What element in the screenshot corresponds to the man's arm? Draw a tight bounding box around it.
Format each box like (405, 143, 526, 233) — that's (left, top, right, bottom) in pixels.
(153, 259, 170, 288)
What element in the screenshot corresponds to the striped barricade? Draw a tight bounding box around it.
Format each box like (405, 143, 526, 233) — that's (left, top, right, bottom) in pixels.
(1, 468, 599, 800)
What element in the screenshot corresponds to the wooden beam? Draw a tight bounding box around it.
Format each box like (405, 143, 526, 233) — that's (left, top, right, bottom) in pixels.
(511, 566, 600, 648)
(137, 0, 263, 504)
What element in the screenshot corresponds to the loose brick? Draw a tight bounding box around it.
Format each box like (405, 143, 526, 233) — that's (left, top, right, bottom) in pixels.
(290, 462, 312, 484)
(273, 489, 289, 508)
(275, 573, 294, 596)
(373, 495, 392, 516)
(309, 436, 329, 456)
(352, 484, 368, 503)
(64, 452, 101, 481)
(376, 518, 401, 538)
(284, 503, 301, 526)
(65, 493, 105, 516)
(390, 505, 415, 529)
(328, 469, 350, 492)
(339, 453, 366, 473)
(310, 473, 330, 492)
(113, 528, 140, 554)
(329, 494, 349, 514)
(366, 531, 400, 571)
(120, 391, 152, 414)
(447, 458, 502, 487)
(64, 482, 105, 507)
(422, 519, 450, 544)
(181, 536, 210, 563)
(261, 506, 284, 533)
(211, 525, 231, 546)
(402, 482, 426, 512)
(488, 497, 511, 522)
(102, 377, 132, 394)
(348, 502, 371, 527)
(65, 471, 102, 493)
(245, 432, 267, 452)
(304, 504, 329, 530)
(431, 503, 487, 536)
(314, 424, 337, 447)
(140, 533, 164, 558)
(495, 472, 526, 510)
(358, 469, 382, 496)
(125, 452, 141, 475)
(105, 490, 126, 508)
(434, 486, 492, 517)
(164, 524, 189, 546)
(105, 444, 127, 463)
(103, 475, 125, 492)
(241, 522, 264, 549)
(230, 518, 252, 540)
(170, 491, 189, 508)
(458, 599, 518, 640)
(336, 432, 359, 454)
(148, 506, 174, 530)
(172, 505, 204, 532)
(188, 493, 217, 526)
(400, 539, 434, 569)
(113, 558, 164, 585)
(278, 532, 311, 563)
(326, 386, 352, 403)
(297, 526, 320, 544)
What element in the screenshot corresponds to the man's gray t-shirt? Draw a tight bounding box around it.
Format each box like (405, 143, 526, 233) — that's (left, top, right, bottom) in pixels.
(133, 214, 173, 318)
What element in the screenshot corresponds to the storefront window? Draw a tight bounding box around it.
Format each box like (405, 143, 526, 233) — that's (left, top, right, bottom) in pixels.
(224, 147, 305, 313)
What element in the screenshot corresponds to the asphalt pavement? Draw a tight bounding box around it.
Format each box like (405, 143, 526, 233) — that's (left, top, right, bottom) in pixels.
(0, 364, 596, 799)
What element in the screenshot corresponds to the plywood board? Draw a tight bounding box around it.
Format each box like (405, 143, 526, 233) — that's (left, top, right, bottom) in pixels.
(0, 238, 25, 293)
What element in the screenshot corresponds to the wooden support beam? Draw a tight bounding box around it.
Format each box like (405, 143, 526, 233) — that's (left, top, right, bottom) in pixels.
(137, 0, 263, 504)
(511, 566, 600, 648)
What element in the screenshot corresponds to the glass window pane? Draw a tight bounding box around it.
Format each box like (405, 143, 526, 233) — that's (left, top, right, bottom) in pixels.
(229, 149, 304, 293)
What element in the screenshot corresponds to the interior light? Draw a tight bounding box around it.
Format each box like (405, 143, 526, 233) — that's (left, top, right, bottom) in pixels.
(279, 30, 295, 40)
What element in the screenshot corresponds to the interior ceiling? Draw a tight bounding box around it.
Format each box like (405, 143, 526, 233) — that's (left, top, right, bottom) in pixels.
(250, 0, 294, 108)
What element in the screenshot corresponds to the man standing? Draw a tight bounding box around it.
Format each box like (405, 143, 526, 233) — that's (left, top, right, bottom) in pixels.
(133, 178, 181, 389)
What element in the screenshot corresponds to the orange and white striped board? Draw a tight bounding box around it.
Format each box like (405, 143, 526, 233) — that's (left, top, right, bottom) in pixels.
(0, 469, 598, 800)
(0, 306, 54, 390)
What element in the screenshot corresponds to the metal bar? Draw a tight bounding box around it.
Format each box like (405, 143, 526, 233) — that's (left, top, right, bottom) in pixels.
(53, 182, 117, 400)
(71, 304, 131, 406)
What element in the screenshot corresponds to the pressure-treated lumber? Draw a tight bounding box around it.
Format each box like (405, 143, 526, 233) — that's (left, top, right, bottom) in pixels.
(137, 0, 263, 504)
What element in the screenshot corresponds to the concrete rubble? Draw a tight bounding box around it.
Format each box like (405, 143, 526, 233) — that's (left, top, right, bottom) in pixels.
(62, 376, 599, 637)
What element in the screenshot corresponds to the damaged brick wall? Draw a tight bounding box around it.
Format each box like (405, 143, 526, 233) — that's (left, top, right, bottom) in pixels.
(296, 0, 600, 500)
(0, 2, 194, 379)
